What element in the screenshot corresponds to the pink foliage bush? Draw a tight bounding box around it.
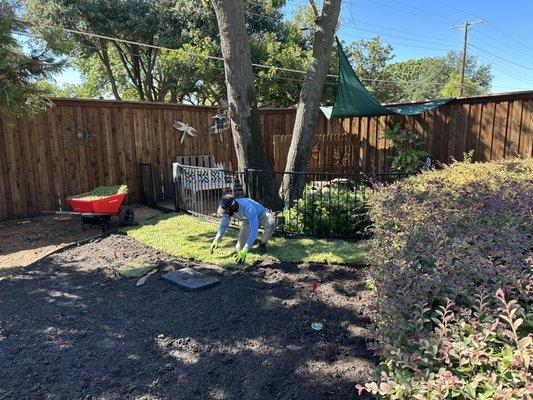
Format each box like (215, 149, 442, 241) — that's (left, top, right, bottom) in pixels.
(367, 158, 532, 341)
(357, 290, 532, 399)
(362, 159, 533, 399)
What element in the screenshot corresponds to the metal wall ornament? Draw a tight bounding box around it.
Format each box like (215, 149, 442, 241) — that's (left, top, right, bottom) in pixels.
(311, 145, 320, 160)
(333, 147, 351, 167)
(209, 109, 230, 141)
(173, 120, 198, 144)
(63, 121, 95, 148)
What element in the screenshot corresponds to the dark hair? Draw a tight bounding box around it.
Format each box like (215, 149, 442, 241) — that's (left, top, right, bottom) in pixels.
(219, 194, 238, 216)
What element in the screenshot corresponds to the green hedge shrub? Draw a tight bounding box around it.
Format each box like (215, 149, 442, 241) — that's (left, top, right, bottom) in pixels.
(382, 123, 429, 173)
(283, 182, 370, 236)
(362, 159, 533, 399)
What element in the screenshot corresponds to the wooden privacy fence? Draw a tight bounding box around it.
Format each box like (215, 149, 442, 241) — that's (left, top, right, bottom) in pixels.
(0, 100, 299, 221)
(275, 91, 533, 172)
(333, 92, 533, 172)
(0, 91, 532, 221)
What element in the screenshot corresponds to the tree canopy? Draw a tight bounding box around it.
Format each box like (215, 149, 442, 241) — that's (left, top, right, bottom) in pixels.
(0, 0, 64, 117)
(26, 0, 315, 107)
(347, 36, 493, 103)
(20, 2, 493, 106)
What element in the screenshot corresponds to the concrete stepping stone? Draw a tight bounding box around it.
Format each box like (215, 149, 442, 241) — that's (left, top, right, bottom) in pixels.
(161, 268, 219, 291)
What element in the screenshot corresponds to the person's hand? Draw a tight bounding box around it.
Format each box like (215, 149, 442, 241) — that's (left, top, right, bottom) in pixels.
(210, 239, 218, 254)
(235, 247, 249, 263)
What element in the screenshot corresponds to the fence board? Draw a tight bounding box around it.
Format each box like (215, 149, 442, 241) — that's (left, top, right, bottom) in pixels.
(506, 100, 522, 158)
(492, 101, 509, 159)
(46, 107, 65, 210)
(520, 100, 533, 157)
(468, 104, 482, 161)
(20, 115, 40, 216)
(479, 102, 495, 160)
(35, 112, 55, 212)
(458, 104, 471, 160)
(376, 116, 386, 173)
(359, 117, 369, 172)
(0, 118, 11, 220)
(4, 116, 27, 218)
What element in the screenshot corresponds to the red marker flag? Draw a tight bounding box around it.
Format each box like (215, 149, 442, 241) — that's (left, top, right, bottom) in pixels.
(310, 280, 318, 293)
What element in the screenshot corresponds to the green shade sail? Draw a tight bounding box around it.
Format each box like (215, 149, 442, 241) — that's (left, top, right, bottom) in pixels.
(324, 38, 452, 119)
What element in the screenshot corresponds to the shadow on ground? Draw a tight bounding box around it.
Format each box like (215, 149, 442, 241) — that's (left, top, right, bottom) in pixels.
(0, 234, 376, 400)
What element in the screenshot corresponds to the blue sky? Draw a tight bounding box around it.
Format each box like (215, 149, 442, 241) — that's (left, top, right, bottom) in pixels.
(56, 0, 533, 94)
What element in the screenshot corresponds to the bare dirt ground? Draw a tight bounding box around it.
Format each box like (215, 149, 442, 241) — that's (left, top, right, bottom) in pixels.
(0, 234, 377, 400)
(0, 206, 162, 269)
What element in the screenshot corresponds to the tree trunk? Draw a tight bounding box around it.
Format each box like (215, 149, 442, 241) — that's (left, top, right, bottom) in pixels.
(280, 0, 342, 205)
(210, 0, 282, 209)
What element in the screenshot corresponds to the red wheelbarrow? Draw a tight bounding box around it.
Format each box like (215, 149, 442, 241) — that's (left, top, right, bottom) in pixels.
(44, 185, 135, 231)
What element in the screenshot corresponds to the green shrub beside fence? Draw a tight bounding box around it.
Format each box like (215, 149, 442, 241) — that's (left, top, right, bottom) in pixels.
(282, 182, 370, 237)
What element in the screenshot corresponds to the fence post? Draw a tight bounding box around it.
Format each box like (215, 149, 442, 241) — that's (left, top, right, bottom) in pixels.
(243, 168, 249, 197)
(173, 164, 185, 211)
(173, 180, 179, 211)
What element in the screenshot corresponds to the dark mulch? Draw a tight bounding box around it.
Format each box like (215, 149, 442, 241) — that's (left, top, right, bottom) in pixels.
(0, 234, 377, 400)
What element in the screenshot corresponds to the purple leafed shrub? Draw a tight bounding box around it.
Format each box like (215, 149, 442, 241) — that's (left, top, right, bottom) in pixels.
(362, 158, 533, 399)
(357, 289, 532, 399)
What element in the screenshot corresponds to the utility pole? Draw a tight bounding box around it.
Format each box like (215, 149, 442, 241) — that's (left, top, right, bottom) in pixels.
(452, 19, 483, 96)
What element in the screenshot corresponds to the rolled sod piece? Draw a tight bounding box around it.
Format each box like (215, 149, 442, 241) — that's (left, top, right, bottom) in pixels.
(72, 185, 128, 200)
(116, 260, 157, 278)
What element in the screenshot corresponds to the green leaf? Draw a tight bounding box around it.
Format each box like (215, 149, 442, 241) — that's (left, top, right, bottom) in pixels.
(518, 336, 531, 350)
(464, 383, 476, 399)
(523, 352, 530, 369)
(513, 318, 523, 330)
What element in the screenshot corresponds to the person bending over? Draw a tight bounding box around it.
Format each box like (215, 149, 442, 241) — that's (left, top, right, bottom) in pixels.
(210, 194, 276, 263)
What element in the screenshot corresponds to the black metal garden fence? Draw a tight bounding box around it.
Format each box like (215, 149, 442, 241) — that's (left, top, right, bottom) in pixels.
(173, 164, 409, 239)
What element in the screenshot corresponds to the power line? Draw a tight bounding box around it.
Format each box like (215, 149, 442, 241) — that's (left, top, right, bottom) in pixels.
(339, 23, 461, 47)
(244, 10, 282, 22)
(340, 19, 462, 45)
(16, 29, 339, 87)
(389, 0, 456, 23)
(338, 30, 453, 52)
(430, 0, 533, 59)
(429, 0, 481, 19)
(474, 30, 533, 61)
(469, 35, 533, 64)
(486, 21, 531, 52)
(469, 43, 533, 72)
(243, 5, 467, 58)
(466, 42, 531, 81)
(468, 50, 532, 85)
(25, 20, 341, 79)
(22, 20, 528, 97)
(245, 0, 270, 7)
(24, 20, 457, 85)
(361, 0, 451, 25)
(468, 49, 532, 86)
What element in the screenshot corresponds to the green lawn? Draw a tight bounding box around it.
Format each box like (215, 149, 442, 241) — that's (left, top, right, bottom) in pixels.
(123, 213, 367, 268)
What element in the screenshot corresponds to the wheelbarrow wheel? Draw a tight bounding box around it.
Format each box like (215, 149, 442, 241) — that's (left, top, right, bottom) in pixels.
(118, 206, 135, 226)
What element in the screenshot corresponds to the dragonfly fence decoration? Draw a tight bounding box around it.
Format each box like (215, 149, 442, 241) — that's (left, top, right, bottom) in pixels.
(173, 120, 198, 144)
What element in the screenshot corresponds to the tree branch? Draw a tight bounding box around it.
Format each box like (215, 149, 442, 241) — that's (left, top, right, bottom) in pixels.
(113, 42, 136, 84)
(96, 39, 121, 100)
(308, 0, 320, 19)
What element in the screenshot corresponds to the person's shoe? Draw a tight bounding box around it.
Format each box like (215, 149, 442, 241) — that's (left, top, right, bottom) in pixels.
(258, 243, 267, 253)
